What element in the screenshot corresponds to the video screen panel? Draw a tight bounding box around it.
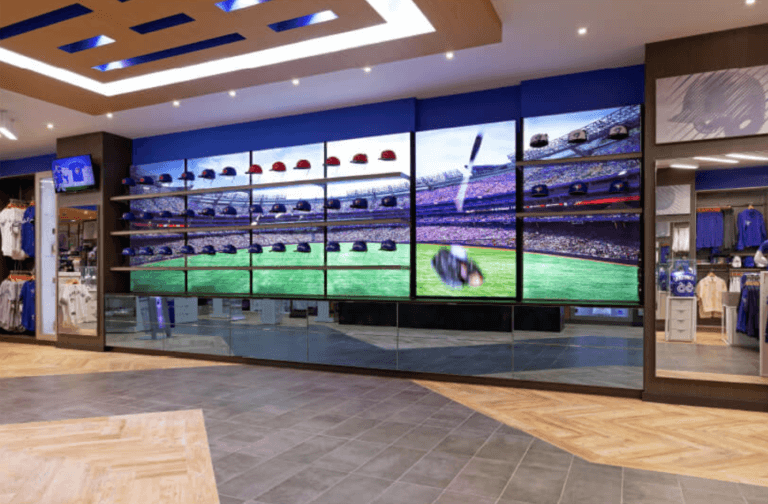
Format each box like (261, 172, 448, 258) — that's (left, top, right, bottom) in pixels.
(415, 121, 517, 298)
(187, 231, 250, 294)
(523, 214, 640, 302)
(130, 271, 185, 293)
(523, 106, 641, 161)
(129, 160, 185, 195)
(53, 155, 96, 193)
(251, 226, 324, 296)
(523, 159, 641, 213)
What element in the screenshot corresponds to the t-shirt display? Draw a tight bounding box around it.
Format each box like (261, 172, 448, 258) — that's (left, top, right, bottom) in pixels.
(21, 205, 35, 259)
(0, 206, 27, 260)
(695, 274, 727, 318)
(19, 280, 35, 332)
(696, 211, 724, 250)
(736, 208, 766, 250)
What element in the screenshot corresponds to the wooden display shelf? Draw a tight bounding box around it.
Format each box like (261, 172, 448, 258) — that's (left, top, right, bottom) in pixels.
(110, 172, 411, 202)
(517, 152, 642, 167)
(112, 265, 410, 271)
(111, 217, 409, 236)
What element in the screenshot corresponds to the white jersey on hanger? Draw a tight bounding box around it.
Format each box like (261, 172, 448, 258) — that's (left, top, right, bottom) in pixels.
(0, 207, 28, 260)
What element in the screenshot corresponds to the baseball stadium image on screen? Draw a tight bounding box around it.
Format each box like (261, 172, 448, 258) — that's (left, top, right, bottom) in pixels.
(415, 120, 517, 298)
(252, 227, 324, 296)
(523, 105, 641, 161)
(522, 214, 640, 302)
(251, 143, 325, 185)
(129, 232, 186, 293)
(128, 160, 185, 196)
(187, 231, 250, 294)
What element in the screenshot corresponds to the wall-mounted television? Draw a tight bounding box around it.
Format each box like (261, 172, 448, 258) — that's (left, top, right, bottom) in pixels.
(52, 155, 97, 193)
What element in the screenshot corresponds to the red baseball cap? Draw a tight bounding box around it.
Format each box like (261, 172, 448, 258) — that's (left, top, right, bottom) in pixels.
(248, 164, 263, 174)
(294, 159, 311, 170)
(351, 153, 368, 164)
(379, 150, 396, 161)
(271, 161, 287, 172)
(324, 156, 341, 166)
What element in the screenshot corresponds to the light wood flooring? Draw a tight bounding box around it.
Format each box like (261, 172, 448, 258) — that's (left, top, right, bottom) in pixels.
(657, 369, 768, 385)
(0, 410, 218, 504)
(656, 330, 728, 346)
(0, 342, 230, 379)
(417, 379, 768, 487)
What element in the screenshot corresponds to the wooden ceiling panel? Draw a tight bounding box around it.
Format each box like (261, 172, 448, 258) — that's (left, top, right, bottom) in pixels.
(0, 0, 502, 114)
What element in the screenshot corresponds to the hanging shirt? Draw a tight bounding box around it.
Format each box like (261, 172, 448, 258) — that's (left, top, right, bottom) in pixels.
(0, 207, 27, 260)
(19, 280, 35, 332)
(722, 208, 736, 251)
(695, 275, 727, 318)
(696, 212, 724, 250)
(659, 246, 670, 265)
(21, 206, 34, 259)
(672, 225, 690, 253)
(736, 208, 767, 250)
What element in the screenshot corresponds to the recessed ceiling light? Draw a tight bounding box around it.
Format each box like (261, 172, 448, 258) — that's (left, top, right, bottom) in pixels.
(726, 153, 768, 161)
(46, 123, 54, 130)
(578, 27, 588, 36)
(746, 0, 756, 5)
(363, 66, 372, 73)
(172, 100, 181, 107)
(106, 112, 113, 119)
(670, 163, 699, 170)
(694, 156, 739, 164)
(292, 78, 300, 86)
(228, 90, 237, 97)
(445, 51, 454, 60)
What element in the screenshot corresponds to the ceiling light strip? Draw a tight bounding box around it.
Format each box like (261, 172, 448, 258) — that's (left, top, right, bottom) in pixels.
(215, 0, 274, 12)
(130, 13, 195, 35)
(59, 35, 115, 54)
(726, 153, 768, 161)
(268, 11, 338, 33)
(0, 3, 92, 40)
(693, 156, 739, 164)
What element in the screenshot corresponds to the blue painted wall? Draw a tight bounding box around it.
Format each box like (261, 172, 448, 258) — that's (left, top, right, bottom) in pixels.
(696, 166, 768, 191)
(0, 153, 56, 177)
(416, 86, 521, 132)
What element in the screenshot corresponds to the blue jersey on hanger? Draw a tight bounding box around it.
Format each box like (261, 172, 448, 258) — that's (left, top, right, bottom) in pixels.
(20, 280, 35, 332)
(21, 206, 34, 258)
(696, 212, 724, 250)
(736, 208, 767, 250)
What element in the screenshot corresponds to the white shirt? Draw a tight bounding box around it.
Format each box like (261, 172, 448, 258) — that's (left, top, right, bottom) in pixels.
(672, 225, 690, 253)
(0, 207, 27, 260)
(695, 275, 727, 318)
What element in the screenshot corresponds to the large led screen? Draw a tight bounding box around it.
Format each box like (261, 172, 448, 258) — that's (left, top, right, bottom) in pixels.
(523, 214, 640, 302)
(415, 121, 516, 298)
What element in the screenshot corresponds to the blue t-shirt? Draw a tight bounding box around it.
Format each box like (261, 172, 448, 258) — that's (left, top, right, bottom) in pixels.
(20, 280, 35, 332)
(71, 163, 85, 183)
(737, 209, 767, 250)
(21, 206, 34, 258)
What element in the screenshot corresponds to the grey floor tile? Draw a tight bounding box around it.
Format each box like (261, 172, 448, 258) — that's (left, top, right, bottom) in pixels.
(740, 483, 768, 503)
(393, 425, 452, 451)
(446, 472, 510, 501)
(455, 412, 502, 435)
(219, 428, 271, 445)
(292, 413, 351, 433)
(400, 451, 470, 489)
(325, 418, 381, 439)
(678, 475, 740, 495)
(683, 489, 748, 504)
(517, 441, 572, 471)
(256, 467, 347, 504)
(276, 436, 349, 465)
(371, 481, 443, 504)
(622, 479, 685, 504)
(474, 432, 533, 463)
(214, 452, 265, 485)
(433, 491, 496, 504)
(357, 422, 414, 444)
(314, 440, 387, 473)
(237, 429, 316, 459)
(386, 405, 443, 425)
(355, 446, 428, 481)
(623, 468, 680, 487)
(327, 399, 381, 416)
(219, 495, 246, 504)
(559, 463, 621, 504)
(218, 458, 308, 500)
(500, 465, 570, 504)
(309, 474, 393, 504)
(433, 431, 490, 458)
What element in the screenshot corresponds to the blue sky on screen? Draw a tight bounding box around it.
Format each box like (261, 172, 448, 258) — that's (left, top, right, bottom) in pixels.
(131, 160, 185, 180)
(416, 121, 516, 178)
(523, 107, 621, 145)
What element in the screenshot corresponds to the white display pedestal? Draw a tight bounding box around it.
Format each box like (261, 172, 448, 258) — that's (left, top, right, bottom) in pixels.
(211, 299, 228, 319)
(665, 296, 697, 342)
(261, 299, 283, 325)
(316, 301, 334, 323)
(172, 298, 198, 324)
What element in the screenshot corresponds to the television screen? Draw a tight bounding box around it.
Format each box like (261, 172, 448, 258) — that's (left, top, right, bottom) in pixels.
(415, 120, 517, 298)
(52, 155, 96, 193)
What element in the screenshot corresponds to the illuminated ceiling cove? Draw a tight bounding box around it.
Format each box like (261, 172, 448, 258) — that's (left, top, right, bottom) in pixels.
(0, 0, 502, 114)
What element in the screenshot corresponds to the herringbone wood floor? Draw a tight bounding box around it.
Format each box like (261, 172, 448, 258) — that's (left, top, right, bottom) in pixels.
(416, 380, 768, 487)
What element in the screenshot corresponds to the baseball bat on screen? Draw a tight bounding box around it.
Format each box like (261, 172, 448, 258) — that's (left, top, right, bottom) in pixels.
(455, 132, 483, 212)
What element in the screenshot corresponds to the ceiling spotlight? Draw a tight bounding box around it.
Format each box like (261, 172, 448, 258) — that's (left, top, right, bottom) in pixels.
(578, 27, 588, 36)
(228, 90, 237, 97)
(445, 51, 454, 60)
(726, 153, 768, 161)
(363, 66, 372, 73)
(694, 156, 739, 164)
(106, 113, 113, 119)
(46, 123, 54, 130)
(292, 78, 300, 86)
(670, 163, 699, 170)
(746, 0, 756, 5)
(0, 112, 18, 140)
(172, 100, 181, 107)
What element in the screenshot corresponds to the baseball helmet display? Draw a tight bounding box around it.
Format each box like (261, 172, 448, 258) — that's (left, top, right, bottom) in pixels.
(122, 177, 136, 186)
(138, 176, 154, 185)
(157, 246, 173, 256)
(352, 241, 368, 252)
(325, 199, 341, 210)
(324, 156, 341, 167)
(381, 196, 397, 207)
(530, 133, 549, 148)
(294, 200, 311, 212)
(139, 211, 154, 220)
(179, 245, 196, 255)
(294, 159, 311, 170)
(158, 211, 173, 219)
(531, 184, 549, 197)
(271, 242, 286, 252)
(248, 164, 263, 174)
(121, 247, 136, 256)
(270, 203, 287, 213)
(201, 208, 216, 217)
(380, 239, 397, 251)
(568, 182, 588, 196)
(121, 212, 136, 221)
(351, 198, 368, 209)
(201, 245, 216, 255)
(326, 241, 341, 252)
(379, 150, 397, 161)
(567, 129, 588, 144)
(183, 209, 196, 218)
(158, 174, 173, 183)
(179, 171, 195, 181)
(221, 206, 238, 216)
(221, 167, 237, 177)
(248, 244, 264, 254)
(220, 244, 237, 254)
(200, 169, 216, 180)
(271, 162, 287, 172)
(249, 204, 263, 214)
(351, 153, 368, 164)
(138, 247, 154, 256)
(296, 242, 311, 253)
(608, 125, 629, 140)
(609, 180, 629, 193)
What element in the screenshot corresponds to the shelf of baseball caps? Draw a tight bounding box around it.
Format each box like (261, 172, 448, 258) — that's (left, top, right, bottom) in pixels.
(112, 218, 410, 236)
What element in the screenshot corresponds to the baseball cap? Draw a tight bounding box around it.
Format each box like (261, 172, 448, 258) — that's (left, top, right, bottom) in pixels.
(380, 239, 397, 251)
(138, 247, 154, 256)
(530, 133, 549, 148)
(379, 150, 396, 161)
(248, 164, 263, 174)
(158, 211, 173, 219)
(294, 159, 311, 170)
(531, 184, 549, 198)
(744, 256, 756, 268)
(609, 180, 629, 193)
(121, 212, 136, 221)
(609, 125, 629, 140)
(179, 245, 196, 255)
(157, 246, 173, 256)
(351, 198, 368, 209)
(138, 176, 154, 185)
(140, 211, 154, 220)
(567, 129, 588, 144)
(381, 196, 397, 207)
(200, 169, 216, 180)
(221, 206, 238, 216)
(248, 244, 264, 254)
(200, 208, 216, 217)
(351, 153, 368, 164)
(183, 209, 196, 218)
(201, 245, 216, 255)
(221, 167, 237, 176)
(271, 162, 286, 172)
(179, 171, 196, 181)
(220, 244, 237, 254)
(324, 156, 341, 167)
(732, 256, 742, 268)
(296, 242, 311, 253)
(122, 177, 136, 187)
(121, 247, 136, 256)
(271, 243, 286, 252)
(270, 203, 287, 213)
(294, 200, 311, 212)
(158, 174, 173, 183)
(352, 241, 368, 252)
(325, 199, 341, 210)
(568, 182, 588, 196)
(250, 204, 263, 214)
(326, 241, 340, 252)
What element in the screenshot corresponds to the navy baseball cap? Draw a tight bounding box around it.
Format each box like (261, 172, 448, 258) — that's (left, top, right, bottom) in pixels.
(609, 180, 629, 193)
(200, 169, 216, 180)
(179, 172, 195, 181)
(183, 209, 196, 218)
(157, 246, 173, 256)
(158, 211, 173, 219)
(220, 244, 237, 254)
(158, 174, 173, 183)
(122, 212, 136, 221)
(296, 242, 311, 253)
(121, 247, 136, 256)
(140, 211, 154, 220)
(179, 245, 196, 255)
(380, 240, 397, 251)
(271, 243, 286, 252)
(248, 244, 264, 254)
(221, 167, 237, 176)
(201, 245, 216, 255)
(221, 206, 238, 216)
(352, 241, 368, 252)
(325, 199, 341, 210)
(294, 200, 311, 212)
(530, 133, 549, 148)
(351, 198, 368, 209)
(381, 196, 397, 207)
(608, 125, 629, 140)
(569, 182, 588, 196)
(326, 241, 341, 252)
(531, 184, 549, 197)
(270, 203, 287, 213)
(201, 208, 216, 217)
(250, 204, 264, 214)
(138, 247, 154, 256)
(138, 176, 154, 185)
(744, 256, 756, 268)
(122, 177, 136, 187)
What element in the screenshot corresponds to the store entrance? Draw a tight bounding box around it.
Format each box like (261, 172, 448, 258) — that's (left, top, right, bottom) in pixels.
(655, 152, 768, 385)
